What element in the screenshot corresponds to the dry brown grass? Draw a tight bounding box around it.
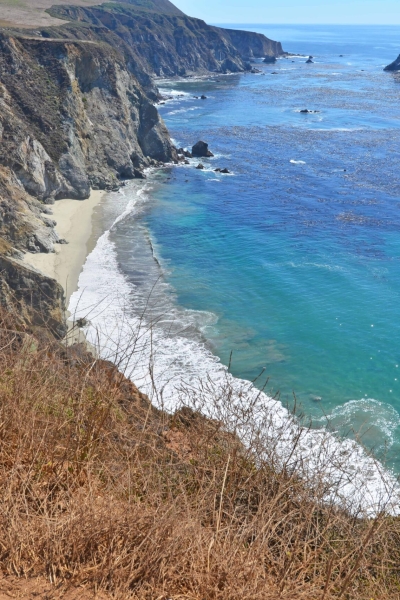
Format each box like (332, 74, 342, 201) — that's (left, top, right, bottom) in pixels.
(0, 0, 109, 29)
(0, 310, 399, 599)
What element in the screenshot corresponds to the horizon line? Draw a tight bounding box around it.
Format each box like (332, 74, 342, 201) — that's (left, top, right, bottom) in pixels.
(211, 22, 400, 26)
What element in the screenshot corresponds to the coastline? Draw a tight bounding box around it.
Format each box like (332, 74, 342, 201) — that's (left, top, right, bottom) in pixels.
(24, 190, 106, 306)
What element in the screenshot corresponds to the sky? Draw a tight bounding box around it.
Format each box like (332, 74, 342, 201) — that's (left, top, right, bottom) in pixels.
(172, 0, 400, 25)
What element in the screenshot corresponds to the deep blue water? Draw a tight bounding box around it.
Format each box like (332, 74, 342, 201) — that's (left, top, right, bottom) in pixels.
(114, 26, 400, 471)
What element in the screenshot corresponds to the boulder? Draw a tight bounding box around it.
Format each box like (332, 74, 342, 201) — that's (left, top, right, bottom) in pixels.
(192, 141, 214, 157)
(306, 57, 314, 64)
(196, 163, 204, 170)
(263, 56, 277, 64)
(220, 168, 230, 174)
(201, 95, 207, 100)
(384, 55, 400, 71)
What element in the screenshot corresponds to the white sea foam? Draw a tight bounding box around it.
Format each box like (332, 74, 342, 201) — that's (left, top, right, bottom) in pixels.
(69, 182, 400, 518)
(290, 159, 306, 165)
(166, 106, 200, 116)
(158, 88, 192, 99)
(316, 398, 400, 449)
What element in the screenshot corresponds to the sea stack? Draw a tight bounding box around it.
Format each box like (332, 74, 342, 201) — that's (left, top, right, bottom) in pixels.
(192, 141, 214, 157)
(384, 55, 400, 71)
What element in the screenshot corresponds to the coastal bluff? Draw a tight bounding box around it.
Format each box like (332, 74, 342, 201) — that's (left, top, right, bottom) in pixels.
(0, 0, 283, 333)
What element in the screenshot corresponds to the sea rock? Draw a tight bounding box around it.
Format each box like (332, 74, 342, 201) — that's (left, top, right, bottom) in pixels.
(300, 109, 320, 114)
(192, 141, 214, 158)
(263, 56, 277, 63)
(306, 57, 314, 64)
(214, 168, 221, 172)
(384, 54, 400, 71)
(133, 168, 146, 179)
(251, 68, 262, 73)
(201, 95, 207, 100)
(220, 168, 230, 174)
(196, 164, 205, 170)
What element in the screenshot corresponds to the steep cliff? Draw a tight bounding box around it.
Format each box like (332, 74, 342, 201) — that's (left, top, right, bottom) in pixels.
(0, 0, 283, 336)
(46, 2, 284, 77)
(0, 29, 177, 334)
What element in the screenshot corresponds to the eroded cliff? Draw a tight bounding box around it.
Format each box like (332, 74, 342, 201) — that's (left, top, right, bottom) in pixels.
(0, 0, 283, 336)
(48, 2, 283, 77)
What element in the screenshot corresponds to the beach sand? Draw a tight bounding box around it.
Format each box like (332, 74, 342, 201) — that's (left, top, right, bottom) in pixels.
(25, 190, 105, 305)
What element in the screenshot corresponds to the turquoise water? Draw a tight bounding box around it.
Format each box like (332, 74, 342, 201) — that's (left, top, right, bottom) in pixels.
(106, 26, 400, 472)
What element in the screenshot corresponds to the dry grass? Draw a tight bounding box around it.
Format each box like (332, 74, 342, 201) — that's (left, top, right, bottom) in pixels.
(0, 310, 399, 599)
(0, 0, 109, 29)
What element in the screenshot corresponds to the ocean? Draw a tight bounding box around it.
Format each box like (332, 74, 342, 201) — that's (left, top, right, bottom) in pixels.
(69, 25, 400, 512)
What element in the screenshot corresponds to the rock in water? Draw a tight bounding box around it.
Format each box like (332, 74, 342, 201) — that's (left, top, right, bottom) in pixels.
(201, 95, 207, 100)
(384, 55, 400, 71)
(192, 141, 214, 157)
(196, 163, 205, 169)
(220, 168, 230, 174)
(263, 56, 277, 63)
(133, 168, 146, 179)
(306, 57, 314, 64)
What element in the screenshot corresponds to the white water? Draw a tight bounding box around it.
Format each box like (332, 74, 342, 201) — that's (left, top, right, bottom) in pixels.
(68, 181, 400, 517)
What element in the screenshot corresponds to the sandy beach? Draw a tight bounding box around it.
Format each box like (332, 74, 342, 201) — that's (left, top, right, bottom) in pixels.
(25, 190, 105, 305)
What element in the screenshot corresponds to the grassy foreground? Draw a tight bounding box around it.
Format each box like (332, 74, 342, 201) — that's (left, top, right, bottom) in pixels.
(0, 311, 399, 599)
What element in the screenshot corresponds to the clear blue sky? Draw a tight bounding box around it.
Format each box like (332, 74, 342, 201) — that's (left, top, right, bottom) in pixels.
(172, 0, 400, 24)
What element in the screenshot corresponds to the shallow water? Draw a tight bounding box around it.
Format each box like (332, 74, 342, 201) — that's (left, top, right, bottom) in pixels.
(69, 25, 400, 509)
(147, 25, 400, 470)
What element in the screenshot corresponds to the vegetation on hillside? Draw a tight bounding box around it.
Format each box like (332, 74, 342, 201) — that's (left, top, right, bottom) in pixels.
(0, 309, 399, 599)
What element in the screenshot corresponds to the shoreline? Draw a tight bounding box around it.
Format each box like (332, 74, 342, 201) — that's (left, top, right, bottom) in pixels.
(24, 189, 106, 307)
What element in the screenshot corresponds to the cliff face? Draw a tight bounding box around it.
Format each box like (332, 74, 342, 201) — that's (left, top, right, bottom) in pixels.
(0, 0, 283, 337)
(0, 29, 177, 334)
(384, 55, 400, 71)
(47, 3, 284, 77)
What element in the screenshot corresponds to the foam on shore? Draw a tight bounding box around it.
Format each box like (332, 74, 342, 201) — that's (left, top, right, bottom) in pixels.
(69, 180, 400, 518)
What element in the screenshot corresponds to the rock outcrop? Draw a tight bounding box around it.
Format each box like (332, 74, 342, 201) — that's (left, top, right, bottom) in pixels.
(192, 141, 214, 158)
(0, 0, 284, 336)
(46, 2, 284, 78)
(384, 55, 400, 71)
(263, 56, 277, 64)
(0, 254, 66, 338)
(0, 28, 177, 333)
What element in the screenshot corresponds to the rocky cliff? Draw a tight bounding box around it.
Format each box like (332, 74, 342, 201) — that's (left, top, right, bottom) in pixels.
(0, 0, 283, 337)
(384, 54, 400, 71)
(46, 2, 284, 77)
